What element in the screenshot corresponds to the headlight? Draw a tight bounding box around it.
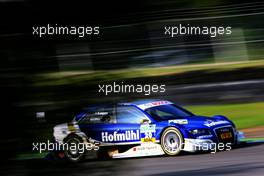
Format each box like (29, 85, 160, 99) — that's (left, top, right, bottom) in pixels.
(189, 129, 211, 135)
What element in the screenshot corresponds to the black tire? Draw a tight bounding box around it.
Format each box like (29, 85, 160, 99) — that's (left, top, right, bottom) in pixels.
(161, 127, 184, 156)
(64, 134, 86, 162)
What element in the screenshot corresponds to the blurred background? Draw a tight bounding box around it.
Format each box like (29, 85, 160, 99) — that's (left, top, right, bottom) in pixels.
(0, 0, 264, 161)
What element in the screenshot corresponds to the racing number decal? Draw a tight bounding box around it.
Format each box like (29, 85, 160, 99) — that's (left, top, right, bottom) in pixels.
(140, 124, 156, 142)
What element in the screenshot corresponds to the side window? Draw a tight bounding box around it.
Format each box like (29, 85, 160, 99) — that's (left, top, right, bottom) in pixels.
(116, 106, 149, 124)
(79, 106, 116, 124)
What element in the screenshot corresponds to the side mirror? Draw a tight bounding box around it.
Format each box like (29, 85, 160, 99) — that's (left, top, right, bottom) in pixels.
(141, 119, 150, 124)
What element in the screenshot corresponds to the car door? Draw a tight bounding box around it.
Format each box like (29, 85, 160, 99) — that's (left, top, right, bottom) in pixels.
(115, 105, 156, 143)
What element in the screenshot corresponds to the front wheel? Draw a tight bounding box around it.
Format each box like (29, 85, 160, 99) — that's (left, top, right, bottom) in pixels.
(161, 127, 184, 156)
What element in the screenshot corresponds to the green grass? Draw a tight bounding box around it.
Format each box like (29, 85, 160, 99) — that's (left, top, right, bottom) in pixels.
(240, 138, 264, 142)
(187, 102, 264, 129)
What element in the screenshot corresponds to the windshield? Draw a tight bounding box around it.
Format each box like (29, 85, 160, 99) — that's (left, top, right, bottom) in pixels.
(145, 104, 194, 121)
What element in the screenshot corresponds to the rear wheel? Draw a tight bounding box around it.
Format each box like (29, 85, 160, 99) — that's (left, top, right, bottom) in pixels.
(161, 127, 183, 156)
(64, 135, 86, 162)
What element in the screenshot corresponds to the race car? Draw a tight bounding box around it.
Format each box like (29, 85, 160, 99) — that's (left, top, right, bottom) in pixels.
(53, 99, 244, 162)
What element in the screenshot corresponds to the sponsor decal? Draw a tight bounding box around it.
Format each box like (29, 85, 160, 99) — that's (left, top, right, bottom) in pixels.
(112, 143, 165, 158)
(94, 112, 109, 115)
(138, 101, 172, 110)
(204, 120, 230, 127)
(133, 145, 159, 152)
(101, 130, 140, 142)
(197, 135, 213, 139)
(140, 124, 156, 142)
(168, 119, 188, 124)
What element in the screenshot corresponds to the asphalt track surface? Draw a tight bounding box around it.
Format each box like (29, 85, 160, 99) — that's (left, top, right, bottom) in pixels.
(2, 142, 264, 176)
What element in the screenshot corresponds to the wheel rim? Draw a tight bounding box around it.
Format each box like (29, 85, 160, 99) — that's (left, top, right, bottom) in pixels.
(65, 137, 83, 160)
(163, 130, 181, 154)
(68, 139, 79, 155)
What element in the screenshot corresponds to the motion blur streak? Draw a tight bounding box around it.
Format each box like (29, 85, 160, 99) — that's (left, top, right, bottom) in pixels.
(0, 1, 264, 176)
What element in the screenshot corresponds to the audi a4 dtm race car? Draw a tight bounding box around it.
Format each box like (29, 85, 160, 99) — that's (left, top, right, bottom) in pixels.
(53, 100, 244, 162)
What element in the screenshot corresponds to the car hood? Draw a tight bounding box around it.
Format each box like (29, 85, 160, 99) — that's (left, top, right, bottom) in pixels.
(163, 115, 233, 129)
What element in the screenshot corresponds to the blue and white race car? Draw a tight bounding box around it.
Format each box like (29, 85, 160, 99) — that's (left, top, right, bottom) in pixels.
(53, 100, 244, 162)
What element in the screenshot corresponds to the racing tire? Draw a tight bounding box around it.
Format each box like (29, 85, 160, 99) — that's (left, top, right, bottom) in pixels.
(161, 127, 184, 156)
(64, 134, 86, 162)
